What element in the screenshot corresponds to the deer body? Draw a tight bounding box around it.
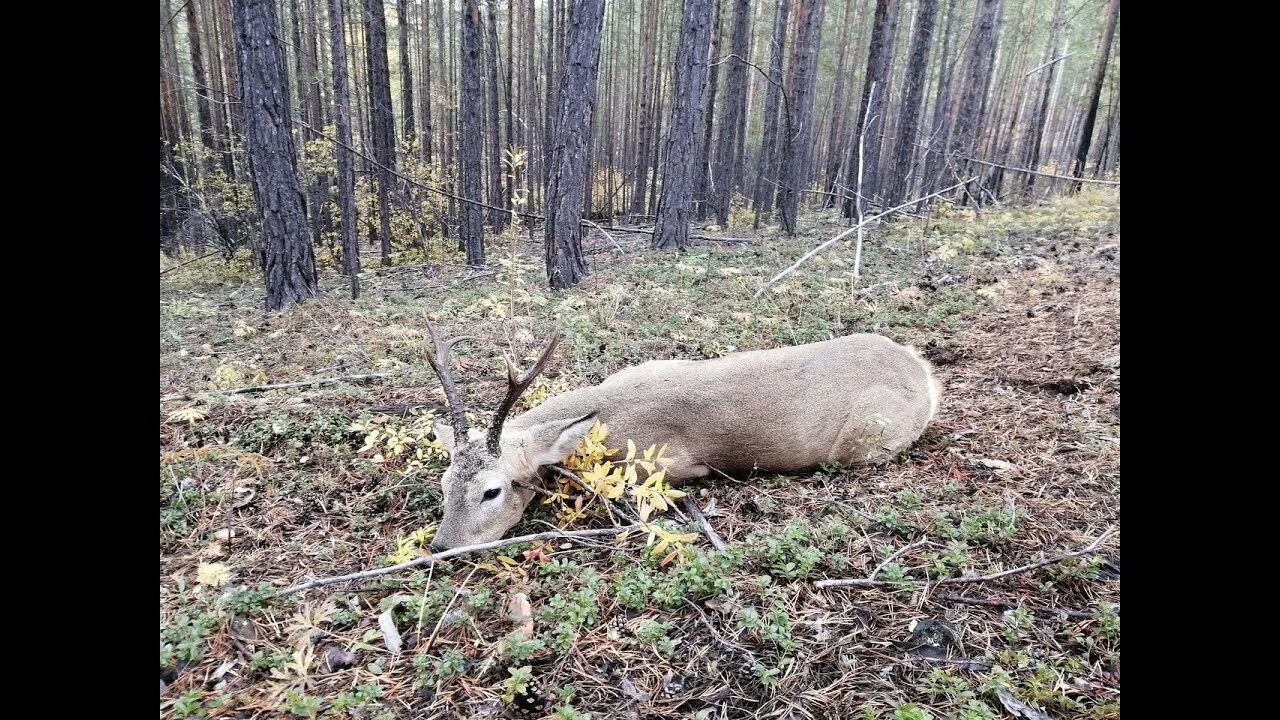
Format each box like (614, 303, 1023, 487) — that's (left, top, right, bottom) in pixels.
(508, 334, 939, 480)
(423, 325, 939, 551)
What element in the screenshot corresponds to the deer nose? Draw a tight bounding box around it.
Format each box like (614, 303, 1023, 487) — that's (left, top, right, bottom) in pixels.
(428, 540, 447, 554)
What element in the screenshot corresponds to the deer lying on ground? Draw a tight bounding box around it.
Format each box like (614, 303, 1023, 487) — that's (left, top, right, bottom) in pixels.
(422, 321, 940, 551)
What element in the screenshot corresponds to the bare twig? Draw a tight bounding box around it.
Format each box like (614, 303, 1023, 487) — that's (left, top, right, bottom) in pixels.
(685, 600, 758, 664)
(278, 526, 632, 596)
(814, 526, 1117, 590)
(869, 537, 931, 580)
(681, 496, 727, 551)
(853, 83, 876, 279)
(422, 566, 479, 653)
(160, 251, 221, 276)
(755, 178, 976, 297)
(160, 373, 394, 403)
(1024, 51, 1077, 77)
(550, 465, 639, 524)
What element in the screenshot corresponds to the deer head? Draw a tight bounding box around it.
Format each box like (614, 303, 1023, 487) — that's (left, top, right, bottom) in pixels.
(422, 320, 596, 551)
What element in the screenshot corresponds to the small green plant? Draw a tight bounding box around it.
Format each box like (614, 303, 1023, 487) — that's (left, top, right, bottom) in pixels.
(283, 689, 324, 719)
(498, 631, 545, 662)
(500, 665, 534, 703)
(891, 704, 935, 720)
(1002, 606, 1035, 643)
(172, 689, 205, 719)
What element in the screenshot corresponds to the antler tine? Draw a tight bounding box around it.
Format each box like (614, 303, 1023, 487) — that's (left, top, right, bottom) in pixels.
(486, 330, 563, 453)
(423, 317, 473, 440)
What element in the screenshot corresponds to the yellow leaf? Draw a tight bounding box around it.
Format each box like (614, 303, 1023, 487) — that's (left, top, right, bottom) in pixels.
(625, 439, 637, 462)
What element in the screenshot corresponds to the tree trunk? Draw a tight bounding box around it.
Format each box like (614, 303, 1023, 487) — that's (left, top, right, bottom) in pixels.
(652, 0, 714, 250)
(710, 0, 751, 226)
(1073, 0, 1120, 187)
(777, 0, 826, 235)
(185, 1, 218, 167)
(627, 0, 660, 220)
(420, 0, 435, 163)
(820, 0, 857, 206)
(921, 0, 959, 199)
(364, 0, 396, 264)
(751, 0, 790, 226)
(694, 0, 722, 221)
(329, 0, 361, 299)
(459, 0, 487, 265)
(842, 0, 897, 219)
(885, 0, 939, 208)
(484, 0, 508, 230)
(947, 0, 1002, 205)
(397, 0, 416, 143)
(231, 0, 318, 311)
(546, 0, 607, 288)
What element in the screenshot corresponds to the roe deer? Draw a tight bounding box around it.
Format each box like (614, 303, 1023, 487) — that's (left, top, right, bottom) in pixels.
(421, 321, 940, 551)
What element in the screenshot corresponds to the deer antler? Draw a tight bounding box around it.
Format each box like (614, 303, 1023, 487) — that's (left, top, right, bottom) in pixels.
(423, 317, 473, 441)
(487, 330, 562, 453)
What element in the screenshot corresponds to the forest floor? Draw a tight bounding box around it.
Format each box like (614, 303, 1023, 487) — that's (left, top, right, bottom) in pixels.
(160, 188, 1120, 720)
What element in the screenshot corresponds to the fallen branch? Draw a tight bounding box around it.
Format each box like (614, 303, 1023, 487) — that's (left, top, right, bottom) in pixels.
(160, 250, 221, 276)
(160, 373, 394, 402)
(681, 496, 727, 551)
(961, 156, 1120, 185)
(933, 593, 1118, 620)
(278, 526, 631, 596)
(755, 178, 976, 298)
(814, 526, 1116, 590)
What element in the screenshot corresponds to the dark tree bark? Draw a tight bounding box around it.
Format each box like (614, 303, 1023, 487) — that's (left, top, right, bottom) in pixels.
(419, 0, 435, 163)
(484, 0, 508, 230)
(1073, 0, 1120, 187)
(627, 0, 660, 220)
(546, 0, 607, 288)
(710, 0, 751, 226)
(842, 0, 898, 219)
(459, 0, 487, 265)
(820, 0, 856, 206)
(921, 0, 958, 198)
(948, 0, 1002, 205)
(693, 0, 722, 220)
(543, 0, 558, 206)
(328, 0, 361, 299)
(231, 0, 318, 311)
(751, 0, 790, 226)
(185, 1, 218, 166)
(885, 0, 939, 208)
(777, 0, 825, 235)
(364, 0, 396, 264)
(397, 0, 416, 142)
(652, 0, 714, 250)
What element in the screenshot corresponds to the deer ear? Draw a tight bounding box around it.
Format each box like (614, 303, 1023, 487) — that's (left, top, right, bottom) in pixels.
(432, 420, 456, 454)
(520, 413, 598, 467)
(434, 421, 486, 456)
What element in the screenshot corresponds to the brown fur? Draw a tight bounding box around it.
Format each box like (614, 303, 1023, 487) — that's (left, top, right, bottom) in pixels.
(429, 334, 939, 550)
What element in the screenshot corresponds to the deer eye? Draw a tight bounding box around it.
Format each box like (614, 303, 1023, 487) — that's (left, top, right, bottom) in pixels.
(482, 488, 501, 502)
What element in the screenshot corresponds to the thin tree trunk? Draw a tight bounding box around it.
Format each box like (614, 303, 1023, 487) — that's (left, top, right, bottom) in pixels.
(842, 0, 898, 219)
(329, 0, 361, 298)
(232, 0, 318, 310)
(710, 0, 751, 226)
(751, 0, 790, 227)
(185, 1, 218, 168)
(694, 0, 722, 220)
(484, 0, 507, 230)
(885, 0, 939, 208)
(546, 0, 607, 288)
(777, 0, 826, 235)
(627, 0, 660, 220)
(821, 0, 857, 206)
(420, 0, 435, 163)
(1072, 0, 1120, 188)
(652, 0, 714, 250)
(947, 0, 1002, 206)
(921, 0, 959, 199)
(459, 0, 487, 265)
(397, 0, 416, 143)
(364, 0, 396, 263)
